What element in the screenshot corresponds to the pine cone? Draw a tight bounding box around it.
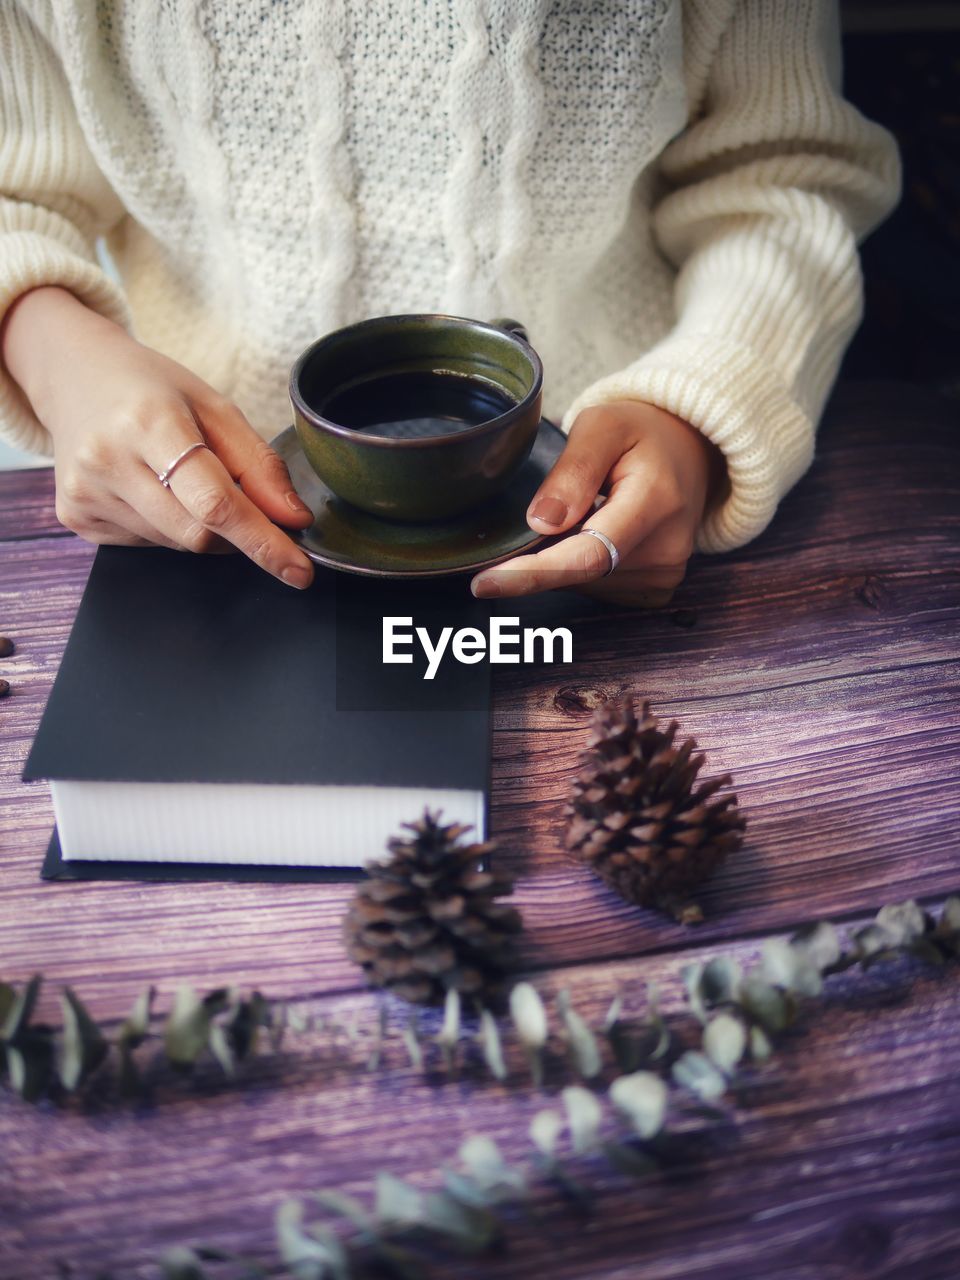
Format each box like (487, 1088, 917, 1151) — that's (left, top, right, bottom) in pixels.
(566, 696, 744, 921)
(343, 811, 522, 1005)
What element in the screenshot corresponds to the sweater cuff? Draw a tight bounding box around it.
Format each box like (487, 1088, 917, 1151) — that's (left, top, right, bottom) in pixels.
(561, 334, 815, 554)
(0, 229, 131, 456)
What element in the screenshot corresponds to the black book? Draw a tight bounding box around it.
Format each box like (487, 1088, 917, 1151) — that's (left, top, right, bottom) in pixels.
(24, 546, 491, 872)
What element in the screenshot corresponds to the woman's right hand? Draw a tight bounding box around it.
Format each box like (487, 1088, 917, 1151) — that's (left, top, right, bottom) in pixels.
(1, 286, 315, 588)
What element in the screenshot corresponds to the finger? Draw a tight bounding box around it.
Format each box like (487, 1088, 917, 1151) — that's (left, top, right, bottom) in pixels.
(128, 467, 234, 553)
(72, 524, 160, 548)
(165, 448, 315, 588)
(526, 410, 626, 534)
(473, 469, 668, 598)
(470, 530, 617, 598)
(197, 398, 313, 527)
(59, 491, 188, 551)
(97, 504, 184, 551)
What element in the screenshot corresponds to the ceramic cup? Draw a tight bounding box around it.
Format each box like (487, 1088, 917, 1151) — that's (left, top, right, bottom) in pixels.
(289, 314, 543, 522)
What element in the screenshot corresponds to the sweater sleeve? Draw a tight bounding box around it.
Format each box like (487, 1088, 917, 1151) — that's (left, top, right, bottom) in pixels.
(0, 3, 131, 456)
(561, 0, 901, 554)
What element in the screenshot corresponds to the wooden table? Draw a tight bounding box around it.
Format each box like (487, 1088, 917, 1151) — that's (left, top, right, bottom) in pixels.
(1, 381, 958, 1280)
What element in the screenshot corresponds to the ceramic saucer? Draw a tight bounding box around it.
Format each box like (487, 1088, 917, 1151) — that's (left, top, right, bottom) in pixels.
(270, 420, 565, 578)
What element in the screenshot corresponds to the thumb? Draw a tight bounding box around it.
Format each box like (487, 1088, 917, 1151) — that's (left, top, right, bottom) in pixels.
(200, 401, 313, 527)
(527, 408, 624, 533)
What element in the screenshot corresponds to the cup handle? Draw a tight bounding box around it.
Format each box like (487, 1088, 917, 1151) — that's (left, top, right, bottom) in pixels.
(490, 317, 530, 344)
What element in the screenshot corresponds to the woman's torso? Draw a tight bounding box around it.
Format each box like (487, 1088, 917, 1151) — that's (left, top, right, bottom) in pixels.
(30, 0, 697, 430)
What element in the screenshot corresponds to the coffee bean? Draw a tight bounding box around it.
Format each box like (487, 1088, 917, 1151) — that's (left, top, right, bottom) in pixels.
(0, 636, 13, 658)
(0, 678, 9, 699)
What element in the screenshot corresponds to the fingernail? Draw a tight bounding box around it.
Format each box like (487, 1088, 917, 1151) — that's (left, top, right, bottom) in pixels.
(286, 490, 312, 516)
(530, 496, 567, 527)
(472, 575, 502, 599)
(281, 563, 313, 589)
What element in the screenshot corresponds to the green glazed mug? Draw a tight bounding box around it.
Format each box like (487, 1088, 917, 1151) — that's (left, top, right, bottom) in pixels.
(289, 314, 543, 522)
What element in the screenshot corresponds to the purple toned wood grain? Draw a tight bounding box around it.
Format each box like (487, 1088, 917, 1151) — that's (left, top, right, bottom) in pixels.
(0, 381, 958, 1279)
(0, 463, 61, 541)
(0, 913, 957, 1280)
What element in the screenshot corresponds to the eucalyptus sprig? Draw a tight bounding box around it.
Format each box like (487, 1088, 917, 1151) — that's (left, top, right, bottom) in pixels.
(5, 895, 957, 1279)
(160, 894, 959, 1280)
(2, 896, 959, 1110)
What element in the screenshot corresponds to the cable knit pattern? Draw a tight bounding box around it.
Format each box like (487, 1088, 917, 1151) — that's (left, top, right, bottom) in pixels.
(0, 0, 899, 552)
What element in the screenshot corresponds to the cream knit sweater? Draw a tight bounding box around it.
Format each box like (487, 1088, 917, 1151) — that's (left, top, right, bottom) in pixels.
(0, 0, 899, 552)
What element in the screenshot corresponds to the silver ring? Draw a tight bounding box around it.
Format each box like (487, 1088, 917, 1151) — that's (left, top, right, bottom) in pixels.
(581, 526, 620, 576)
(157, 441, 209, 488)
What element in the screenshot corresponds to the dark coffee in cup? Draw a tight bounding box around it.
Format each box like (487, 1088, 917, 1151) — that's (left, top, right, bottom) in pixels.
(289, 315, 543, 522)
(318, 370, 517, 441)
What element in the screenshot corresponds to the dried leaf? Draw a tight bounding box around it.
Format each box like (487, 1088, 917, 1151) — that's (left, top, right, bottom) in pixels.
(703, 1013, 746, 1075)
(761, 938, 822, 997)
(59, 987, 108, 1091)
(852, 923, 898, 964)
(529, 1109, 564, 1160)
(510, 983, 547, 1085)
(750, 1026, 773, 1061)
(208, 1023, 234, 1077)
(603, 995, 643, 1072)
(789, 921, 841, 971)
(118, 986, 154, 1047)
(509, 983, 547, 1049)
(604, 1019, 640, 1074)
(302, 1228, 349, 1280)
(478, 1009, 506, 1081)
(164, 988, 212, 1067)
(939, 896, 960, 934)
(562, 1085, 602, 1154)
(275, 1201, 342, 1280)
(671, 1050, 727, 1102)
(436, 989, 461, 1069)
(7, 1032, 54, 1102)
(375, 1172, 424, 1228)
(556, 990, 601, 1079)
(202, 988, 231, 1017)
(422, 1191, 500, 1252)
(681, 963, 707, 1024)
(160, 1246, 209, 1280)
(459, 1135, 525, 1197)
(609, 1071, 667, 1139)
(0, 983, 17, 1031)
(2, 976, 52, 1100)
(645, 983, 670, 1061)
(738, 973, 790, 1032)
(441, 1168, 494, 1210)
(876, 900, 926, 947)
(226, 993, 267, 1062)
(401, 1012, 423, 1071)
(458, 1135, 502, 1184)
(603, 994, 623, 1031)
(1, 973, 41, 1043)
(309, 1189, 376, 1239)
(699, 956, 742, 1006)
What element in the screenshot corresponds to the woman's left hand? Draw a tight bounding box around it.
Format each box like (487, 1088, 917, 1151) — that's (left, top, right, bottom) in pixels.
(470, 400, 725, 605)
